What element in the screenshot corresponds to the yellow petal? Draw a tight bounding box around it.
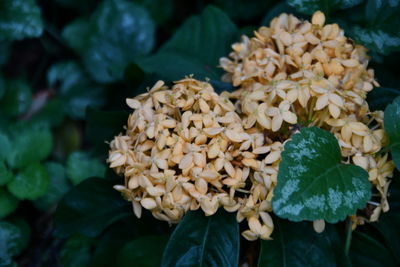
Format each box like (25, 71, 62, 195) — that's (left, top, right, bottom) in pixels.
(313, 219, 325, 233)
(272, 115, 283, 132)
(179, 153, 193, 169)
(315, 94, 329, 110)
(141, 198, 157, 210)
(282, 111, 297, 124)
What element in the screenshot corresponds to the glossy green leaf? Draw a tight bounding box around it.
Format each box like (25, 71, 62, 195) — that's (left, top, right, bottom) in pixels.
(7, 163, 49, 200)
(349, 26, 400, 56)
(66, 151, 106, 185)
(0, 221, 22, 266)
(384, 96, 400, 170)
(0, 79, 32, 117)
(0, 187, 18, 219)
(350, 231, 397, 267)
(33, 162, 71, 211)
(258, 218, 348, 267)
(0, 162, 13, 186)
(54, 178, 130, 238)
(161, 209, 239, 267)
(0, 0, 43, 41)
(272, 127, 371, 223)
(117, 235, 168, 267)
(60, 235, 93, 267)
(63, 0, 155, 83)
(287, 0, 362, 15)
(346, 0, 400, 55)
(7, 124, 53, 169)
(138, 5, 238, 81)
(47, 61, 106, 119)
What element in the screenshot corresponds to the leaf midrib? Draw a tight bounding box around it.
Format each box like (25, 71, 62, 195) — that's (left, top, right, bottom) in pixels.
(198, 216, 211, 267)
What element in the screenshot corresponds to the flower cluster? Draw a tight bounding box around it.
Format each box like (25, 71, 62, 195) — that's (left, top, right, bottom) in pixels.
(109, 11, 395, 240)
(109, 78, 278, 240)
(220, 11, 394, 228)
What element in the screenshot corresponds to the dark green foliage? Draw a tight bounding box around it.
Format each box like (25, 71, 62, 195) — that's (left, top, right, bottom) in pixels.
(161, 209, 240, 267)
(258, 218, 349, 266)
(54, 178, 130, 238)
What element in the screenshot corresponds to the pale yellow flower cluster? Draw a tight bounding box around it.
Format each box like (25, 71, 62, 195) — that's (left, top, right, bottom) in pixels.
(109, 11, 395, 240)
(109, 78, 278, 240)
(219, 11, 395, 228)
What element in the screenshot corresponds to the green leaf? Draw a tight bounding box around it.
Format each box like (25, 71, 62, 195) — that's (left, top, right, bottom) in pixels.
(138, 5, 238, 81)
(287, 0, 363, 15)
(0, 79, 32, 117)
(272, 127, 371, 223)
(89, 216, 169, 267)
(384, 96, 400, 170)
(365, 0, 400, 28)
(258, 218, 349, 267)
(7, 163, 49, 200)
(30, 98, 66, 127)
(60, 235, 93, 267)
(0, 187, 18, 219)
(350, 231, 397, 267)
(161, 209, 239, 267)
(54, 178, 130, 238)
(7, 124, 53, 169)
(47, 61, 106, 119)
(0, 0, 43, 41)
(63, 0, 155, 83)
(62, 18, 92, 53)
(0, 162, 13, 186)
(0, 221, 22, 266)
(33, 162, 71, 211)
(347, 0, 400, 56)
(117, 235, 168, 267)
(349, 26, 400, 56)
(66, 151, 106, 185)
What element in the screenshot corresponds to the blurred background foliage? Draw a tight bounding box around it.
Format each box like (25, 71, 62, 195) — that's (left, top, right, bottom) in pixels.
(0, 0, 399, 266)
